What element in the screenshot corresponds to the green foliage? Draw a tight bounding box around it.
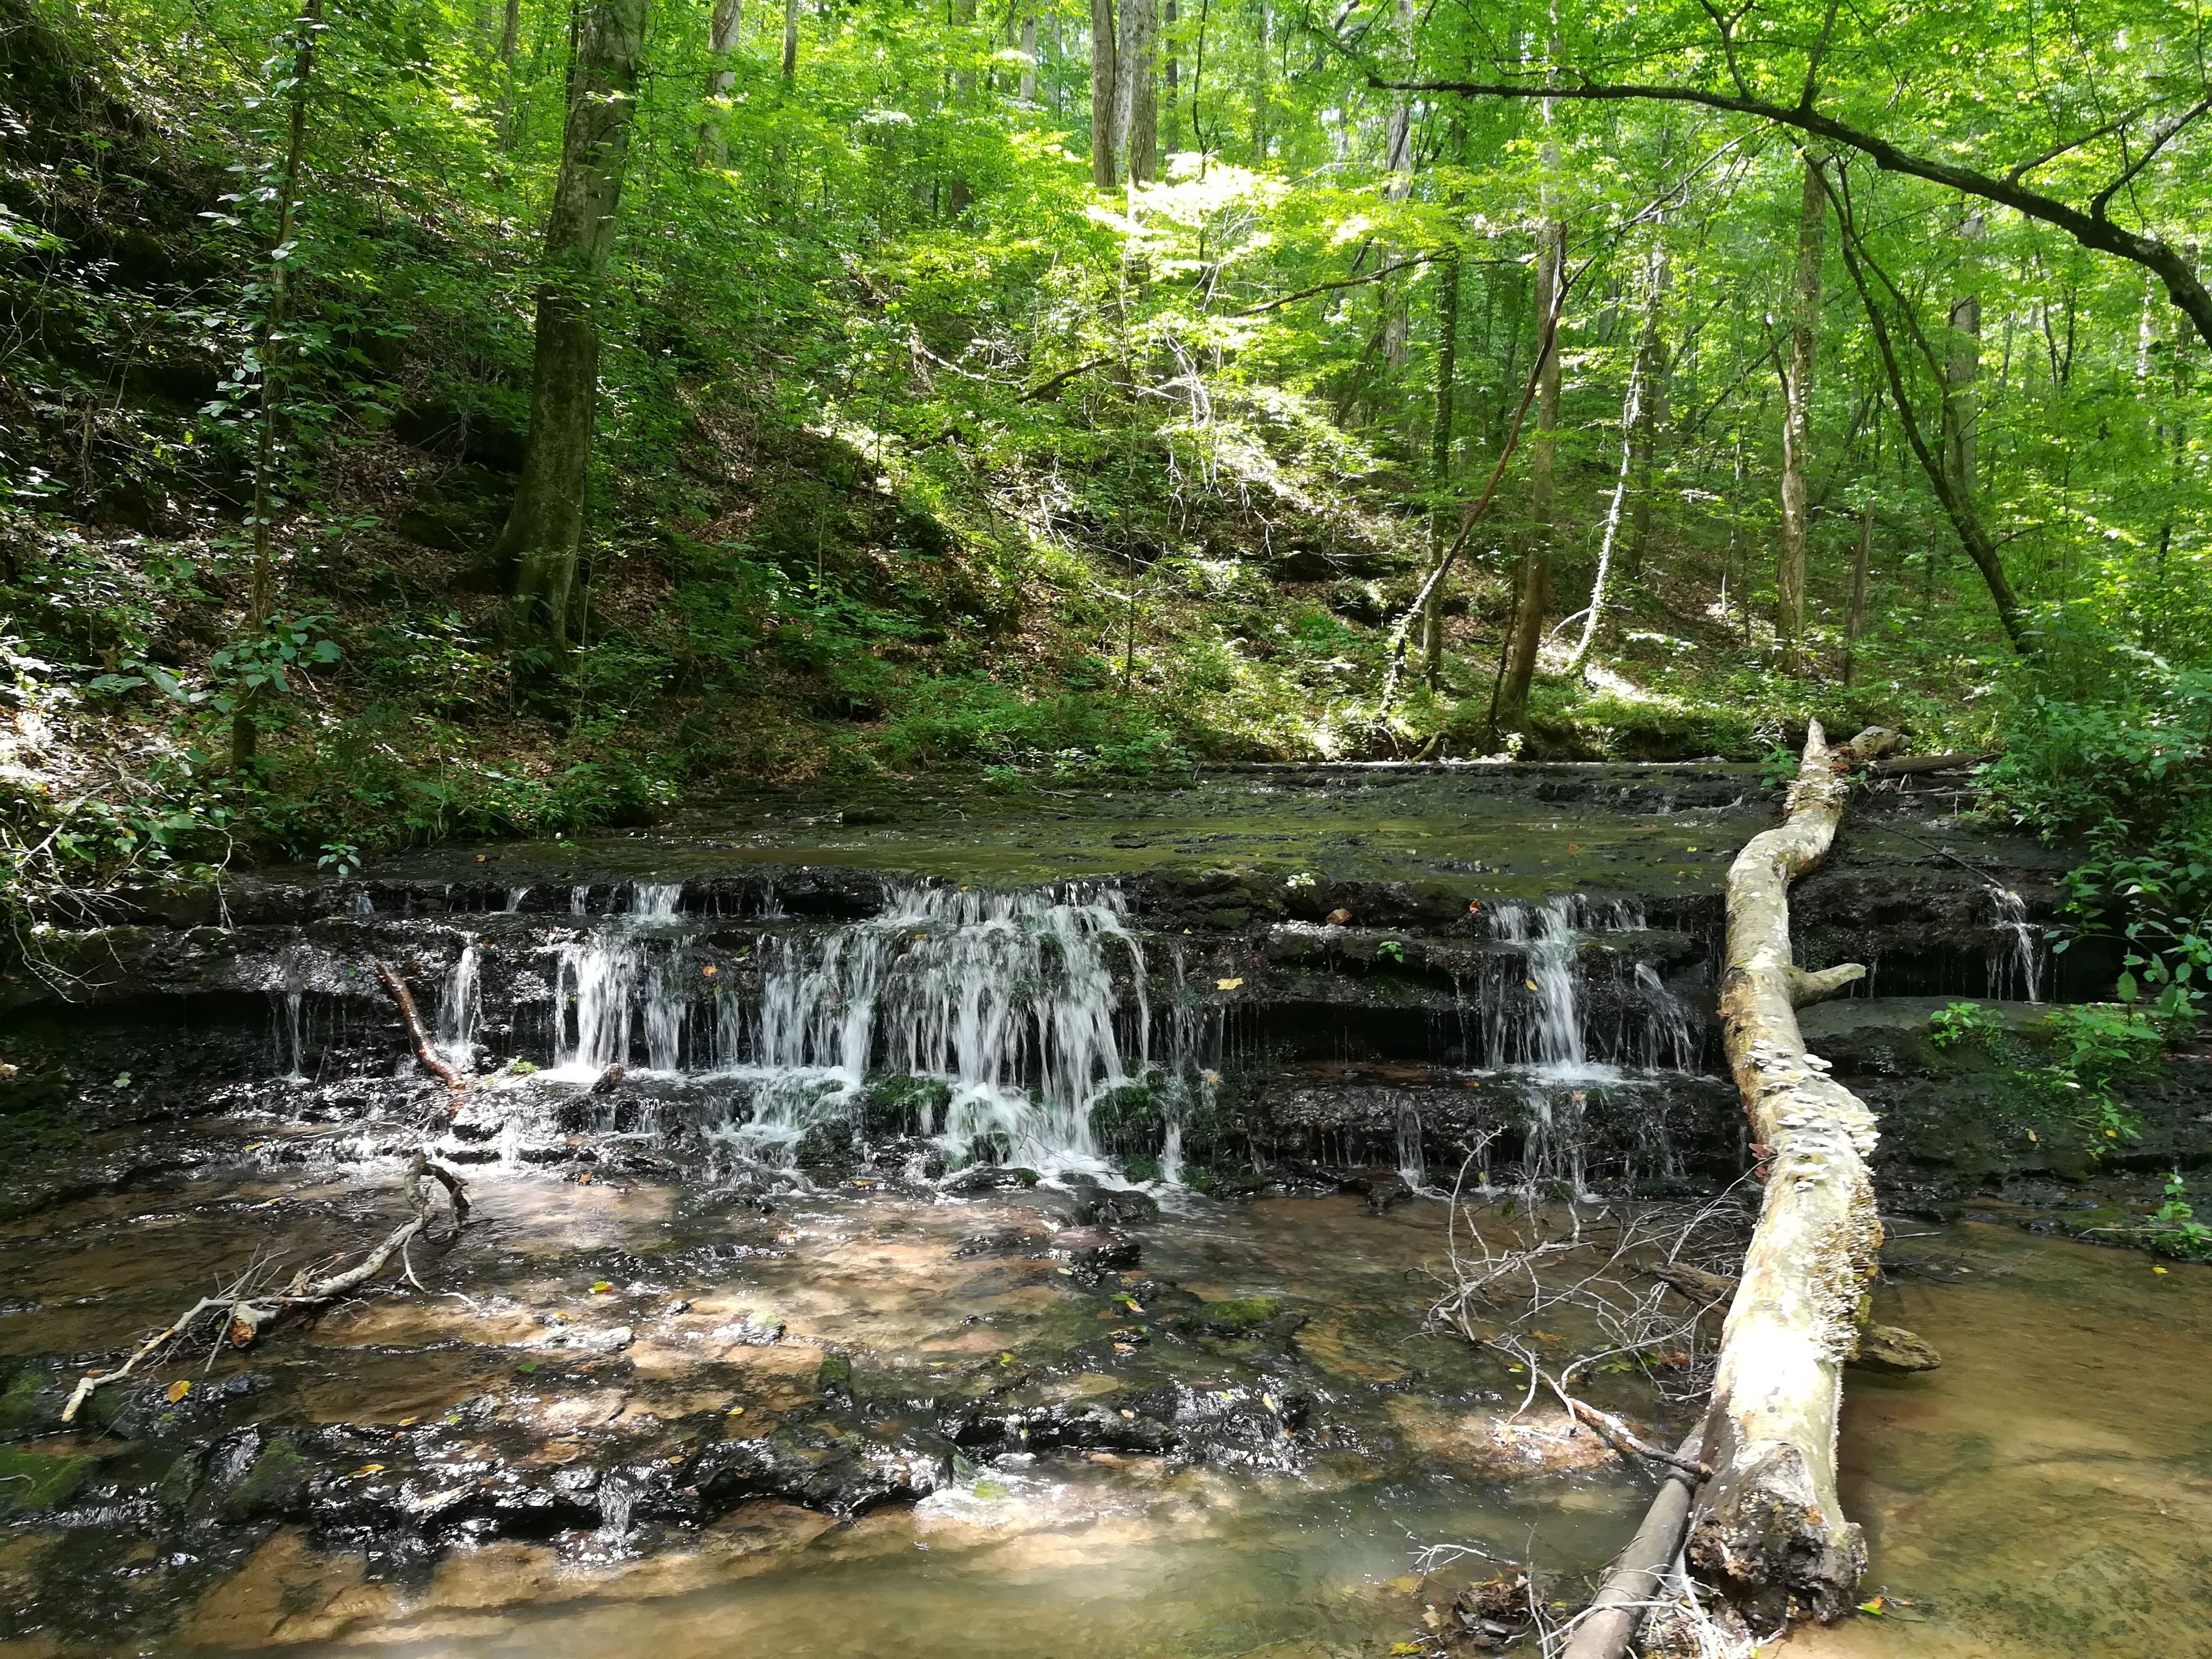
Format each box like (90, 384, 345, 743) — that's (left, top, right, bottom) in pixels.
(1928, 1001, 2004, 1051)
(2146, 1172, 2212, 1262)
(2012, 1004, 2171, 1153)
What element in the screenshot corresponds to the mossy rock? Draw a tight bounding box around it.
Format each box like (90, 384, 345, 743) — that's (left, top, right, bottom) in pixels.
(1197, 1295, 1282, 1334)
(0, 1368, 54, 1441)
(0, 1446, 96, 1517)
(1088, 1080, 1166, 1156)
(861, 1074, 951, 1138)
(213, 1439, 308, 1521)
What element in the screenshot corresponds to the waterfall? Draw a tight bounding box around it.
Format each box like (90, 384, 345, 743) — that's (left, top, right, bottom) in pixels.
(279, 986, 308, 1083)
(1395, 1097, 1427, 1191)
(552, 884, 687, 1075)
(1488, 897, 1592, 1077)
(721, 883, 1151, 1172)
(1987, 889, 2044, 1003)
(437, 942, 482, 1074)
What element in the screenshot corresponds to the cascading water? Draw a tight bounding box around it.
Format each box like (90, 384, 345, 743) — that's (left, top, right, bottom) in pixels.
(720, 884, 1153, 1172)
(552, 884, 686, 1076)
(1987, 888, 2045, 1003)
(437, 941, 482, 1074)
(1484, 896, 1699, 1195)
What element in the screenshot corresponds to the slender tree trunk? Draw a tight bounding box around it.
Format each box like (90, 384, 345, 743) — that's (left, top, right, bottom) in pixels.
(1018, 7, 1037, 103)
(231, 0, 325, 772)
(1112, 0, 1154, 184)
(1495, 194, 1560, 733)
(781, 0, 798, 82)
(1161, 0, 1176, 151)
(1379, 0, 1416, 371)
(497, 0, 649, 643)
(1827, 186, 2032, 652)
(1567, 251, 1661, 673)
(1624, 240, 1668, 579)
(949, 0, 978, 214)
(1423, 259, 1462, 692)
(1090, 0, 1117, 185)
(1943, 215, 1983, 500)
(698, 0, 742, 162)
(1248, 2, 1269, 161)
(1843, 485, 1872, 685)
(1777, 153, 1825, 675)
(495, 0, 522, 148)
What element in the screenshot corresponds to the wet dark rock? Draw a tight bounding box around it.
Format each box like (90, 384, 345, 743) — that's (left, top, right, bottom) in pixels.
(942, 1164, 1040, 1194)
(1040, 1228, 1139, 1271)
(1338, 1167, 1414, 1212)
(1850, 1323, 1941, 1374)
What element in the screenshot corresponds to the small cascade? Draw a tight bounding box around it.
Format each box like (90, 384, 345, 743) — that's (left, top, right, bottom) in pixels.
(1987, 888, 2045, 1003)
(1484, 896, 1698, 1196)
(437, 942, 482, 1074)
(596, 1477, 634, 1547)
(1395, 1097, 1427, 1191)
(1487, 897, 1593, 1077)
(722, 883, 1152, 1172)
(279, 986, 308, 1083)
(552, 883, 688, 1075)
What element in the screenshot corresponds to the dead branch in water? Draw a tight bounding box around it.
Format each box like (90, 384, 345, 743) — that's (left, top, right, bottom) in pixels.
(59, 963, 478, 1427)
(61, 1153, 465, 1423)
(376, 959, 465, 1100)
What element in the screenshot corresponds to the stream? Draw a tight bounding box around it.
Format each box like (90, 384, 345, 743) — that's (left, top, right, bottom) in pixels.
(2, 765, 2207, 1656)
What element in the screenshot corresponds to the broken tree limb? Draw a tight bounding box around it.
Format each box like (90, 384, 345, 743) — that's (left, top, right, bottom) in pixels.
(1560, 1425, 1710, 1659)
(60, 1154, 465, 1424)
(1546, 1374, 1709, 1478)
(375, 959, 464, 1097)
(1689, 720, 1900, 1622)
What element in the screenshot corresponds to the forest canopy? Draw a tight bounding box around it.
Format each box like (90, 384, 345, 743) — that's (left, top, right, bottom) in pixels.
(1, 0, 2207, 953)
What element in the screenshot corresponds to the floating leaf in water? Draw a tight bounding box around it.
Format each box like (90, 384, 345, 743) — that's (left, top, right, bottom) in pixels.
(701, 964, 718, 977)
(1215, 977, 1244, 990)
(351, 1464, 385, 1478)
(590, 1281, 613, 1294)
(727, 1404, 747, 1415)
(972, 1479, 1009, 1500)
(165, 1380, 191, 1403)
(1525, 979, 1539, 991)
(397, 1415, 419, 1427)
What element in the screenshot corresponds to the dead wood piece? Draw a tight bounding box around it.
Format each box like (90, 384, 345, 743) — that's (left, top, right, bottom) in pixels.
(60, 1155, 464, 1424)
(1547, 1377, 1709, 1478)
(1652, 1264, 1740, 1303)
(1559, 1425, 1709, 1659)
(1869, 751, 1992, 777)
(1691, 721, 1899, 1623)
(375, 959, 465, 1097)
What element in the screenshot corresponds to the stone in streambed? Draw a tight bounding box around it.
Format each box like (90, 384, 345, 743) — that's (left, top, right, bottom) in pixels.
(1850, 1323, 1941, 1374)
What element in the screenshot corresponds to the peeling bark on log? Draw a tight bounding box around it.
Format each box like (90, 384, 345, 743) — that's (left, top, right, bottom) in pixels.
(1688, 720, 1900, 1622)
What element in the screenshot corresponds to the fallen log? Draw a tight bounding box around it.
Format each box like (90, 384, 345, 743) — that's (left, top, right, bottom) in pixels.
(1688, 721, 1900, 1622)
(1559, 1425, 1710, 1659)
(1867, 750, 1990, 777)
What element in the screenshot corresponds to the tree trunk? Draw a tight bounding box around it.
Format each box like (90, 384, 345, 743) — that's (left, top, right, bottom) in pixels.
(1690, 720, 1899, 1623)
(1495, 208, 1559, 734)
(1425, 234, 1461, 690)
(1624, 240, 1668, 579)
(1379, 0, 1416, 370)
(497, 0, 649, 642)
(781, 0, 798, 82)
(1564, 279, 1649, 673)
(1842, 465, 1872, 685)
(1943, 215, 1983, 499)
(495, 0, 522, 148)
(1112, 0, 1154, 183)
(1018, 8, 1037, 103)
(949, 0, 978, 214)
(1161, 0, 1176, 151)
(1090, 0, 1117, 185)
(698, 0, 741, 163)
(1777, 153, 1825, 675)
(230, 0, 324, 773)
(1248, 2, 1269, 161)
